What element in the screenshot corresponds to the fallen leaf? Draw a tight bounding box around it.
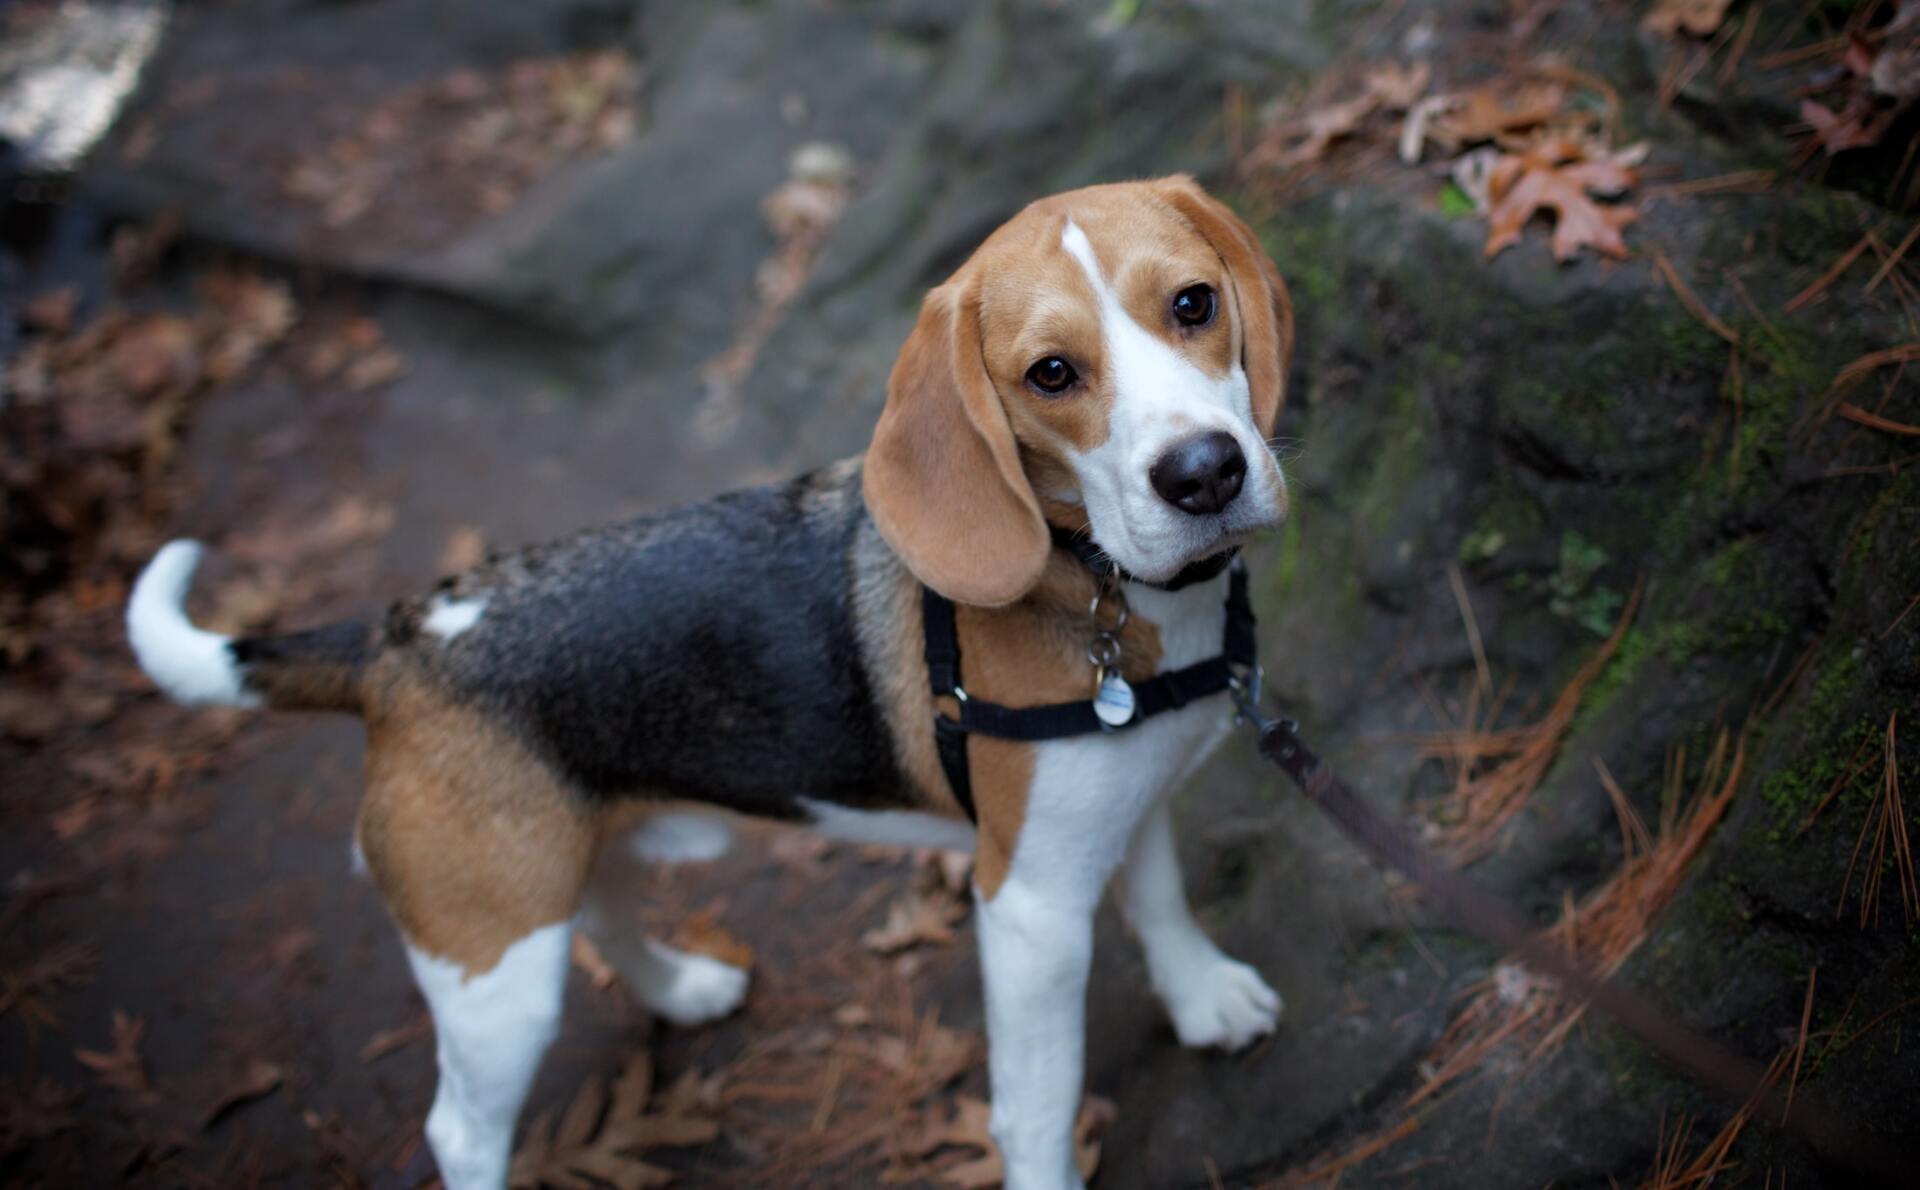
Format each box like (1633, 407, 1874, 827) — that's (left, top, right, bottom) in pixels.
(75, 1010, 150, 1096)
(571, 933, 619, 991)
(0, 941, 98, 1029)
(1642, 0, 1733, 38)
(1362, 61, 1431, 110)
(862, 888, 966, 955)
(201, 1060, 284, 1129)
(1399, 93, 1459, 163)
(1263, 92, 1380, 167)
(205, 573, 285, 635)
(108, 214, 182, 287)
(1797, 30, 1917, 156)
(898, 1094, 1115, 1189)
(668, 904, 754, 971)
(1449, 146, 1502, 212)
(1801, 95, 1897, 156)
(0, 1078, 78, 1156)
(1483, 135, 1643, 261)
(438, 525, 489, 575)
(359, 1012, 433, 1063)
(23, 288, 78, 334)
(509, 1050, 719, 1189)
(1429, 83, 1567, 151)
(343, 346, 407, 392)
(922, 849, 974, 897)
(0, 685, 66, 741)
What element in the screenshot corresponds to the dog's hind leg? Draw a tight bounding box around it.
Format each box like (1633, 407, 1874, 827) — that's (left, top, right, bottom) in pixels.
(404, 923, 571, 1190)
(356, 688, 598, 1190)
(575, 839, 749, 1027)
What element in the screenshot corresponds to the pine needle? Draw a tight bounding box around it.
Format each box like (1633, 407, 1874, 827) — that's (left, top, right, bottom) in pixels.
(1411, 728, 1746, 1110)
(1837, 713, 1916, 927)
(1864, 221, 1920, 295)
(1783, 230, 1878, 313)
(1426, 578, 1644, 863)
(1654, 250, 1740, 344)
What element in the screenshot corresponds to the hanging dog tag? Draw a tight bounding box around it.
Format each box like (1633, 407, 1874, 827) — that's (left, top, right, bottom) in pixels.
(1093, 669, 1136, 728)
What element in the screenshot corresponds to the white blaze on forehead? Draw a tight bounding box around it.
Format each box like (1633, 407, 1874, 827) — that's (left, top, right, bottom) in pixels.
(1056, 217, 1266, 571)
(1057, 218, 1253, 442)
(424, 594, 488, 640)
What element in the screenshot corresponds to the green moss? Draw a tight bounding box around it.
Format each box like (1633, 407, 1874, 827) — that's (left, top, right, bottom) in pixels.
(1757, 649, 1875, 840)
(1353, 383, 1429, 535)
(1653, 621, 1711, 665)
(1269, 513, 1303, 596)
(1761, 717, 1884, 842)
(1575, 625, 1651, 730)
(1418, 343, 1467, 376)
(1257, 221, 1340, 308)
(1722, 321, 1827, 492)
(1702, 537, 1757, 592)
(1847, 472, 1914, 569)
(1653, 309, 1726, 374)
(1548, 387, 1618, 419)
(1457, 480, 1543, 564)
(1692, 876, 1754, 931)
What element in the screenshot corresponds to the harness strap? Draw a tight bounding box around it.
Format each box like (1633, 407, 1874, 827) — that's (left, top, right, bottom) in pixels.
(924, 559, 1256, 822)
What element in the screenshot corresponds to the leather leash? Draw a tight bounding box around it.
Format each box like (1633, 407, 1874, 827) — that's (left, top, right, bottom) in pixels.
(1234, 701, 1910, 1186)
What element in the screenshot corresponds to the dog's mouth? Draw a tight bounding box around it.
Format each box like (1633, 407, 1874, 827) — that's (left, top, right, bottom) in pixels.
(1121, 524, 1264, 585)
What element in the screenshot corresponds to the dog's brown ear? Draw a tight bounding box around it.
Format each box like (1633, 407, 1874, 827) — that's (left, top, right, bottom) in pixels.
(1156, 175, 1295, 438)
(864, 278, 1049, 606)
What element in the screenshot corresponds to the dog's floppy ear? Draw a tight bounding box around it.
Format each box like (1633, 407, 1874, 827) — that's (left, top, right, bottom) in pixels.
(864, 277, 1049, 606)
(1155, 175, 1295, 438)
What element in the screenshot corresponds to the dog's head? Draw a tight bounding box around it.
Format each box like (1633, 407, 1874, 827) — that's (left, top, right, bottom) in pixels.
(864, 175, 1294, 605)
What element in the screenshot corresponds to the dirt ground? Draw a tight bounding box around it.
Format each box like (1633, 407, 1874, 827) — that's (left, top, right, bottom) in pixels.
(5, 1, 1918, 1188)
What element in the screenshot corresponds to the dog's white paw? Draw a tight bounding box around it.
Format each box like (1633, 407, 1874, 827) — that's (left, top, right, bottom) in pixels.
(1163, 955, 1282, 1051)
(649, 947, 750, 1027)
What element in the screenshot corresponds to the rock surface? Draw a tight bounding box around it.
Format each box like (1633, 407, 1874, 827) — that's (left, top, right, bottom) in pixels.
(5, 0, 1914, 1185)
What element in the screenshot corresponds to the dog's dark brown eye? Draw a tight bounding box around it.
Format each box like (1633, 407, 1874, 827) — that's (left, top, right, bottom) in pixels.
(1026, 356, 1077, 395)
(1172, 284, 1216, 327)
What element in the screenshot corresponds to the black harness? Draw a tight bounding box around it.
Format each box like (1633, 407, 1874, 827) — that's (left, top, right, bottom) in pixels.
(921, 531, 1259, 821)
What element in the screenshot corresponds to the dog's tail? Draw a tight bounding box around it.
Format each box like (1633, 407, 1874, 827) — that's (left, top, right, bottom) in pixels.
(128, 540, 372, 714)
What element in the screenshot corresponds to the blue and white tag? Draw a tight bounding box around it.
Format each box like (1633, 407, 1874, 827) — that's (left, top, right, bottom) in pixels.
(1093, 670, 1136, 729)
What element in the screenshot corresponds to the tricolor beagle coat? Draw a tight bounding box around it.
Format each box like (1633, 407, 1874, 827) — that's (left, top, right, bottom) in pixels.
(128, 176, 1295, 1190)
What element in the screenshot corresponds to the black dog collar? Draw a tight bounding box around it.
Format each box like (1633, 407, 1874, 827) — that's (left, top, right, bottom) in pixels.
(922, 538, 1258, 822)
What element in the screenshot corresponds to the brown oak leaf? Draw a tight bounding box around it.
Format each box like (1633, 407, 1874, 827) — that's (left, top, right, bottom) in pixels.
(1428, 83, 1567, 151)
(895, 1094, 1115, 1189)
(509, 1050, 719, 1189)
(75, 1010, 150, 1097)
(1483, 136, 1643, 261)
(1641, 0, 1733, 38)
(201, 1059, 284, 1129)
(1801, 95, 1899, 156)
(1259, 92, 1381, 168)
(861, 888, 966, 954)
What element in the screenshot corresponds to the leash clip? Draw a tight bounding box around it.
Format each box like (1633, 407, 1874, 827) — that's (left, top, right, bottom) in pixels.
(1228, 663, 1267, 728)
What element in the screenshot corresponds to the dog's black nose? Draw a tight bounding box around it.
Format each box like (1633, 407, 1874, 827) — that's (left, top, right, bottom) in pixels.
(1149, 431, 1246, 515)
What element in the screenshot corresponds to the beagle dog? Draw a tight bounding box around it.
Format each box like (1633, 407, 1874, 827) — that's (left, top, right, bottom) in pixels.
(127, 175, 1294, 1190)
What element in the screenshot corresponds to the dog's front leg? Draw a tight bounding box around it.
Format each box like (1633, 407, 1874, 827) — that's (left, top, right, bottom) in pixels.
(976, 877, 1096, 1190)
(1120, 799, 1281, 1050)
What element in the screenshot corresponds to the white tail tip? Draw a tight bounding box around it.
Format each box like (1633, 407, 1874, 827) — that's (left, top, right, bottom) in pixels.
(127, 540, 258, 707)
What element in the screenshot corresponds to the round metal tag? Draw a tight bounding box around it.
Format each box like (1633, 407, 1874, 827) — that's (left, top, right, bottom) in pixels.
(1093, 671, 1136, 728)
